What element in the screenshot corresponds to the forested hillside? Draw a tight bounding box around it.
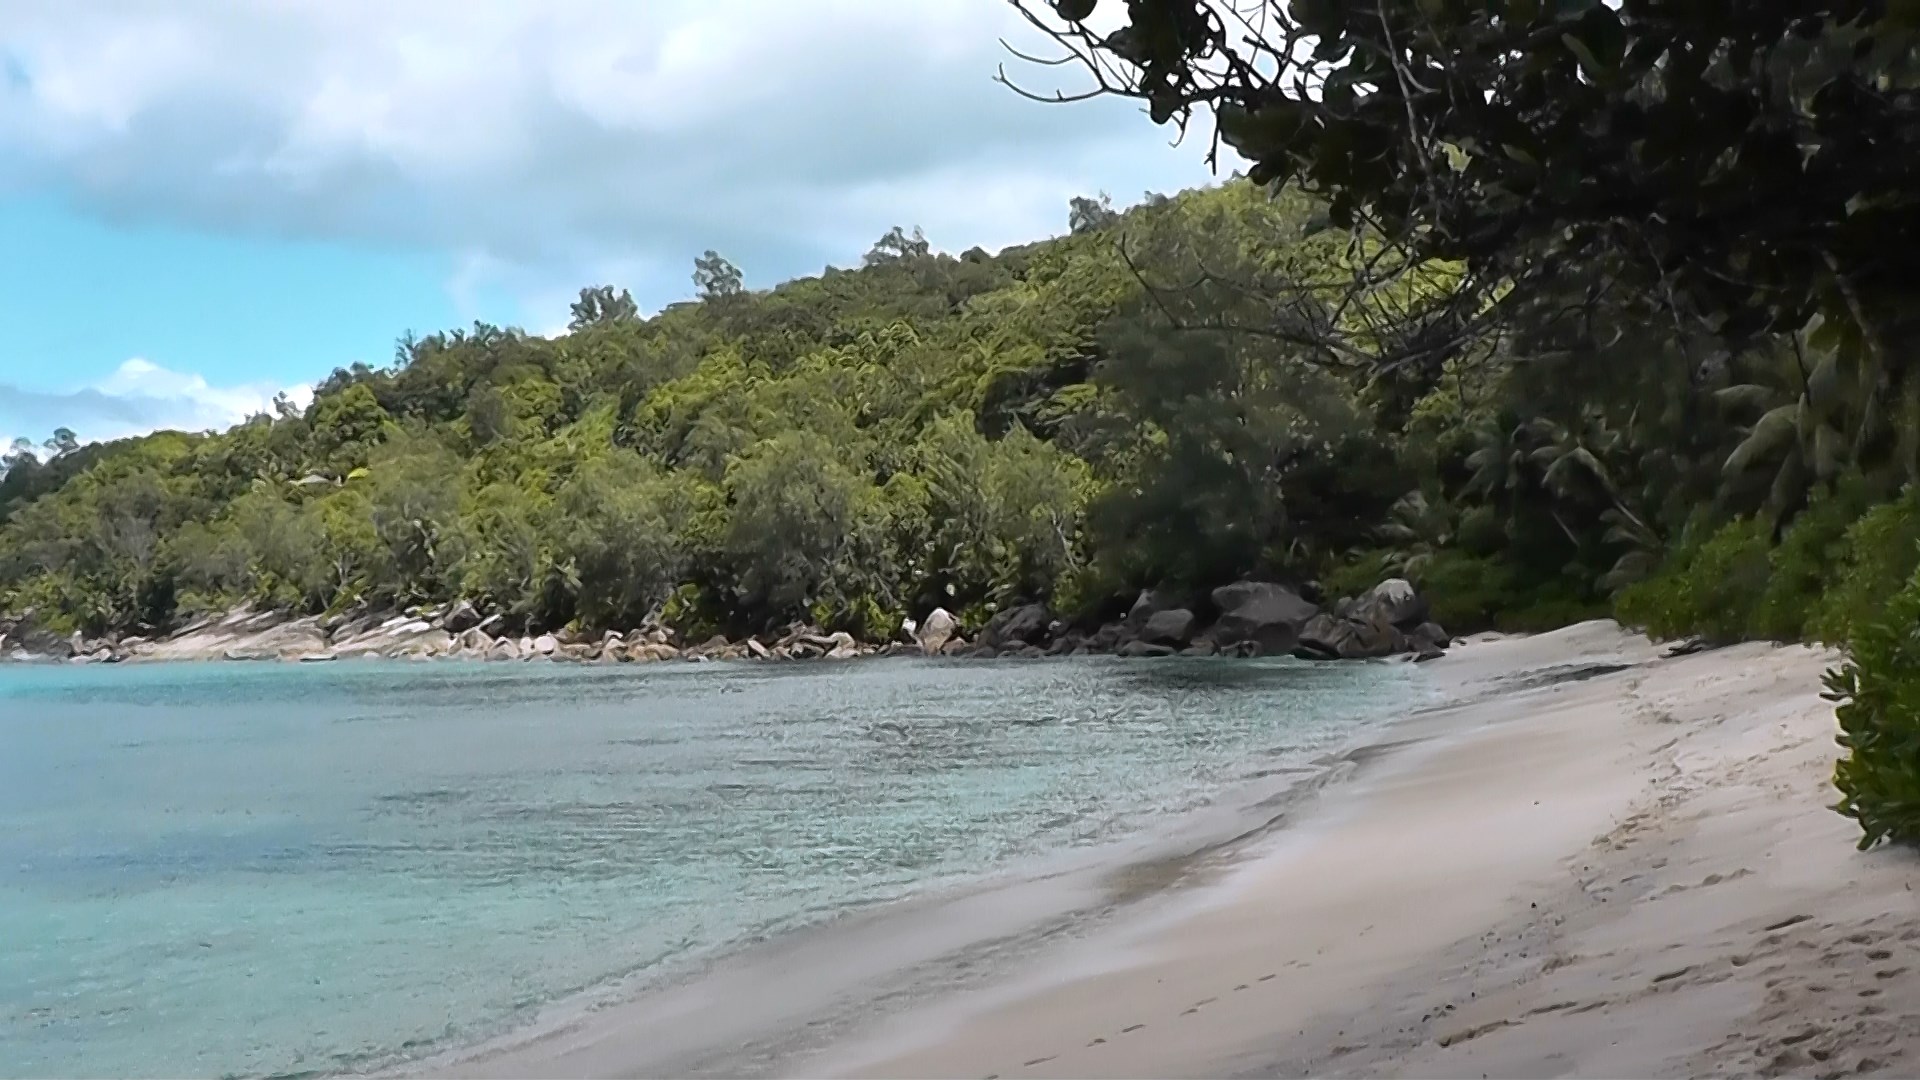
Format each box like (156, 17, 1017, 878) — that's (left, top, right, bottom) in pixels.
(0, 183, 1562, 643)
(4, 168, 1917, 660)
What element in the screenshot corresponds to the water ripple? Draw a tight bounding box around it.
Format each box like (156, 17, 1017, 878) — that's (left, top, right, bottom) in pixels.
(0, 656, 1418, 1078)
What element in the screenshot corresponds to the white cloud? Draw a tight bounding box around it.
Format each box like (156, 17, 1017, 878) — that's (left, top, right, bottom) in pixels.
(0, 359, 313, 447)
(0, 2, 1236, 311)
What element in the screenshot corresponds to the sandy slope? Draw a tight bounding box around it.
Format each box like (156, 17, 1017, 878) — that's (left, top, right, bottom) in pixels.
(797, 623, 1920, 1080)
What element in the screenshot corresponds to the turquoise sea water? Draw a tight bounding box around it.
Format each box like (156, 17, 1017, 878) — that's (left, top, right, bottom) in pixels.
(0, 656, 1419, 1078)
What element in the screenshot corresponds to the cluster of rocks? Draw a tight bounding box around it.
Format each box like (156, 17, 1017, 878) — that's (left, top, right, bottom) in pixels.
(0, 616, 99, 663)
(2, 602, 910, 665)
(911, 577, 1450, 663)
(2, 577, 1449, 667)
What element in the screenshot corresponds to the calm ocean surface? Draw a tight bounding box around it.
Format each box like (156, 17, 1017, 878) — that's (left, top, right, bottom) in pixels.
(0, 655, 1421, 1078)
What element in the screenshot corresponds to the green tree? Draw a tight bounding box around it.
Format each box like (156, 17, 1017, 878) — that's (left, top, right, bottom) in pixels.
(693, 250, 744, 304)
(568, 285, 640, 331)
(547, 451, 717, 629)
(307, 384, 394, 476)
(721, 431, 879, 623)
(1014, 1, 1920, 356)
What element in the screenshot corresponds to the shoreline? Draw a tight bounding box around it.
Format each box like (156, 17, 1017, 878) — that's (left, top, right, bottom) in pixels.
(426, 621, 1920, 1079)
(2, 579, 1457, 669)
(388, 653, 1440, 1079)
(388, 625, 1584, 1079)
(802, 624, 1920, 1079)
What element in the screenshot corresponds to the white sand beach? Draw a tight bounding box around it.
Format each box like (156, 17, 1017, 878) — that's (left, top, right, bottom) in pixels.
(442, 622, 1920, 1079)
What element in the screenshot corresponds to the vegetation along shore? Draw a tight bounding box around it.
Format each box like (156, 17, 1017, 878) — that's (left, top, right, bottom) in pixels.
(0, 577, 1450, 666)
(6, 0, 1920, 851)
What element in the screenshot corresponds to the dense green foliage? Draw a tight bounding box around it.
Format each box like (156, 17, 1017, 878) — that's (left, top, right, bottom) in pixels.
(0, 179, 1804, 651)
(1019, 0, 1920, 846)
(0, 186, 1425, 640)
(1827, 567, 1920, 850)
(1024, 0, 1920, 354)
(1614, 518, 1773, 644)
(3, 180, 1912, 656)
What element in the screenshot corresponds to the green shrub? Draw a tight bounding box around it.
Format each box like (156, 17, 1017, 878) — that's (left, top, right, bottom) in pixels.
(1809, 487, 1920, 645)
(1318, 550, 1395, 606)
(1414, 549, 1587, 634)
(1614, 517, 1772, 642)
(1492, 588, 1609, 634)
(1317, 548, 1603, 635)
(1753, 482, 1876, 642)
(809, 593, 903, 642)
(1826, 565, 1920, 849)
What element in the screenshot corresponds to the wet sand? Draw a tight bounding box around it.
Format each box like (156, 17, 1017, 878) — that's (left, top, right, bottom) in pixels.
(431, 621, 1920, 1079)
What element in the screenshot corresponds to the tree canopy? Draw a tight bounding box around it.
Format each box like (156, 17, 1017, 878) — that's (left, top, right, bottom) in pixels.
(1007, 0, 1920, 846)
(1015, 1, 1920, 350)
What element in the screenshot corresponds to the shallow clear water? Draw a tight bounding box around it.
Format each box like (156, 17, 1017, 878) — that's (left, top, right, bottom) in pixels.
(0, 655, 1419, 1078)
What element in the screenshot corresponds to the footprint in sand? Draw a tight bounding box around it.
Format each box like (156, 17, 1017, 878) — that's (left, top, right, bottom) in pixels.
(1122, 1023, 1146, 1034)
(1022, 1055, 1055, 1067)
(1086, 1038, 1106, 1047)
(1258, 973, 1277, 982)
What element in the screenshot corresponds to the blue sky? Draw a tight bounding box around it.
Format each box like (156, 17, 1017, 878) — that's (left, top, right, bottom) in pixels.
(0, 1, 1234, 449)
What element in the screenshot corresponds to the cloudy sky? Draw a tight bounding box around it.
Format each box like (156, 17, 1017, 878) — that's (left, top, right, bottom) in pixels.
(0, 1, 1234, 448)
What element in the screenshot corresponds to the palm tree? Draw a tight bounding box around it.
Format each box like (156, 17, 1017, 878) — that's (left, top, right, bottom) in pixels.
(1715, 329, 1873, 524)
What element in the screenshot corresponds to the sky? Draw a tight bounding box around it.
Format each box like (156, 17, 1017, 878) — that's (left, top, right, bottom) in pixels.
(0, 0, 1237, 450)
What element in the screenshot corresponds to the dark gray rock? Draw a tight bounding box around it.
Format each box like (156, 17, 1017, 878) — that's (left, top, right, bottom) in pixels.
(982, 603, 1052, 649)
(1295, 611, 1402, 660)
(1124, 588, 1184, 630)
(441, 599, 483, 633)
(1208, 581, 1319, 654)
(1408, 621, 1451, 650)
(1293, 613, 1348, 661)
(1180, 640, 1217, 657)
(1116, 640, 1176, 658)
(1139, 608, 1198, 646)
(1046, 632, 1086, 656)
(2, 617, 74, 660)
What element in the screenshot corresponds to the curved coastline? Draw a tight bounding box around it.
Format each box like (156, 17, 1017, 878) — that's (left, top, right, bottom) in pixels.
(415, 618, 1911, 1080)
(394, 640, 1519, 1079)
